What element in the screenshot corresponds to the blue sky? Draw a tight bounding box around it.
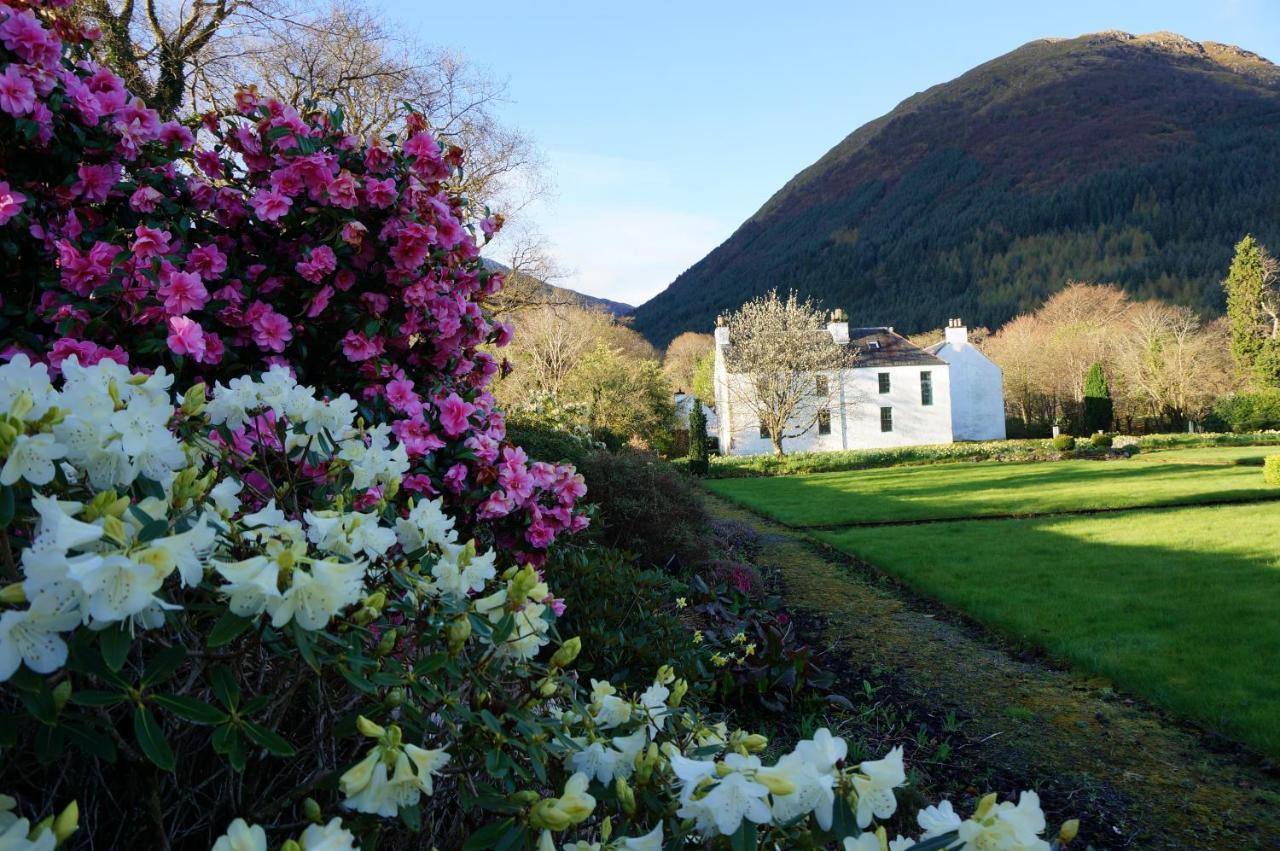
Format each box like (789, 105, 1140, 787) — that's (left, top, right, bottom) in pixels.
(376, 0, 1280, 306)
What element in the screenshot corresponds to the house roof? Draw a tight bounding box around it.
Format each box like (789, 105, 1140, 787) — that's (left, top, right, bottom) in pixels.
(721, 326, 946, 371)
(849, 327, 947, 367)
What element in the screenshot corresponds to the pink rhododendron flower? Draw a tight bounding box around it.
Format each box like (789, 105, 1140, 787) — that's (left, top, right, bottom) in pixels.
(0, 181, 26, 225)
(166, 316, 206, 359)
(0, 65, 35, 115)
(341, 331, 384, 361)
(249, 188, 292, 221)
(385, 378, 422, 416)
(437, 393, 476, 438)
(187, 243, 227, 279)
(250, 308, 292, 352)
(129, 185, 163, 212)
(157, 270, 208, 314)
(131, 225, 172, 259)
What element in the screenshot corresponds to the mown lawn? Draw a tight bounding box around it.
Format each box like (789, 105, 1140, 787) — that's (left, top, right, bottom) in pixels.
(1135, 445, 1278, 465)
(705, 458, 1279, 526)
(812, 503, 1280, 757)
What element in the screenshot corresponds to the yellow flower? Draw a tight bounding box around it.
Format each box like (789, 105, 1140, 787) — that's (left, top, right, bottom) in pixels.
(711, 653, 728, 667)
(692, 630, 703, 644)
(731, 632, 747, 645)
(744, 643, 757, 656)
(675, 597, 687, 609)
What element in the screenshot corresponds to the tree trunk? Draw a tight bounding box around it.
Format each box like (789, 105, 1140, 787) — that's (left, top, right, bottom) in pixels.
(771, 433, 785, 457)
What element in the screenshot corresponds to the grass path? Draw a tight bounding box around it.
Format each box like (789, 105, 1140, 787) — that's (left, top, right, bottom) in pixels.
(705, 458, 1279, 527)
(701, 493, 1280, 850)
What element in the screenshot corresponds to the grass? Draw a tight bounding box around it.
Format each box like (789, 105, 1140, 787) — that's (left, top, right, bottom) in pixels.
(1135, 445, 1278, 465)
(811, 503, 1280, 757)
(705, 458, 1279, 527)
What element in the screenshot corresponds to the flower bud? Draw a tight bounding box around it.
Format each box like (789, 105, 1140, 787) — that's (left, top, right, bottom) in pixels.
(362, 590, 387, 612)
(9, 391, 33, 422)
(655, 665, 675, 685)
(446, 616, 471, 654)
(510, 790, 541, 806)
(303, 797, 323, 824)
(549, 637, 581, 669)
(385, 687, 405, 708)
(537, 829, 556, 851)
(1058, 819, 1080, 844)
(669, 678, 689, 707)
(355, 715, 386, 738)
(529, 799, 572, 831)
(384, 724, 403, 749)
(537, 677, 557, 697)
(282, 841, 302, 851)
(601, 816, 613, 842)
(743, 733, 768, 753)
(973, 792, 999, 820)
(376, 629, 398, 656)
(614, 777, 636, 816)
(53, 800, 79, 844)
(0, 582, 26, 605)
(52, 680, 72, 714)
(757, 770, 796, 797)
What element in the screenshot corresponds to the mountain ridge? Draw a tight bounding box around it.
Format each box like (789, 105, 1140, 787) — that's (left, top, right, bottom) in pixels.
(630, 31, 1280, 347)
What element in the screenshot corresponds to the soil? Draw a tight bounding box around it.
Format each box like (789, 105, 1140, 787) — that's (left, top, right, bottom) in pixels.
(700, 492, 1280, 850)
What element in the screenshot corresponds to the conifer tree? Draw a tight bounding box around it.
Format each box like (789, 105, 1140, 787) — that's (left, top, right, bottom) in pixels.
(687, 398, 709, 474)
(1082, 361, 1113, 433)
(1223, 235, 1274, 382)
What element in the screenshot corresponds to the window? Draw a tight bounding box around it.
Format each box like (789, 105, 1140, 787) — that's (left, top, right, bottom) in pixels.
(880, 406, 893, 433)
(817, 408, 831, 435)
(878, 372, 890, 394)
(815, 375, 828, 396)
(759, 421, 770, 439)
(920, 370, 933, 406)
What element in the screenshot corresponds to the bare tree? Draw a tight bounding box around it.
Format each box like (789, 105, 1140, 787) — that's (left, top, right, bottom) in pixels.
(722, 291, 856, 456)
(487, 226, 579, 318)
(662, 332, 715, 395)
(1114, 303, 1236, 427)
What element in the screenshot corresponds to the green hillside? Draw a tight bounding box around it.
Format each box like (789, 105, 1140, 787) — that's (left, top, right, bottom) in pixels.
(631, 31, 1280, 346)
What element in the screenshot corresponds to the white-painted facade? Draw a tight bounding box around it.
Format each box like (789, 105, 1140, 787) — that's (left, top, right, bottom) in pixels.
(925, 321, 1007, 441)
(713, 317, 1002, 456)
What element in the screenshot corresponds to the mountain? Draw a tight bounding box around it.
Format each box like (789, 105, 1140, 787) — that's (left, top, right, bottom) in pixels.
(482, 259, 633, 315)
(630, 31, 1280, 347)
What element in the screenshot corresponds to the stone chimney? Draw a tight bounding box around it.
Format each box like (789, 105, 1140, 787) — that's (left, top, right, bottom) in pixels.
(714, 313, 730, 347)
(945, 317, 968, 347)
(827, 308, 850, 345)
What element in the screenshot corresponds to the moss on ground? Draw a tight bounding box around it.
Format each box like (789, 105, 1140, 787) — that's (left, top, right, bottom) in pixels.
(701, 493, 1280, 850)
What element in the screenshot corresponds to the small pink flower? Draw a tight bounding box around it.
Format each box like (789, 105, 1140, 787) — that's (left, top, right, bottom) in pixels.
(0, 181, 26, 225)
(437, 392, 476, 438)
(187, 244, 227, 279)
(249, 188, 292, 222)
(341, 330, 384, 361)
(157, 270, 208, 314)
(385, 378, 422, 416)
(72, 163, 120, 203)
(166, 316, 206, 359)
(129, 185, 163, 212)
(131, 225, 172, 259)
(0, 66, 35, 116)
(443, 463, 468, 493)
(251, 308, 292, 352)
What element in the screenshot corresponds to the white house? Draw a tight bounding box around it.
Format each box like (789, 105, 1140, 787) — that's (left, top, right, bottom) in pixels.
(712, 314, 1003, 456)
(924, 319, 1006, 441)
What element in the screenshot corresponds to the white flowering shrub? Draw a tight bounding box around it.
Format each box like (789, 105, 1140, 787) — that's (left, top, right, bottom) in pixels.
(0, 356, 1078, 849)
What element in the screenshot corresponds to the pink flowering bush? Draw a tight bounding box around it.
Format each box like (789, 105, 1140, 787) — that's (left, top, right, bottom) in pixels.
(0, 0, 584, 565)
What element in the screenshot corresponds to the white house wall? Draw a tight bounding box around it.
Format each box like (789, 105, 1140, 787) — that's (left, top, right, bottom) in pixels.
(932, 342, 1006, 441)
(715, 364, 954, 456)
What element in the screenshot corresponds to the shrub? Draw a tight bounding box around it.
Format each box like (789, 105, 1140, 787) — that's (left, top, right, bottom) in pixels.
(1266, 455, 1280, 485)
(1090, 432, 1113, 448)
(1082, 362, 1113, 433)
(703, 439, 1058, 478)
(1052, 434, 1076, 451)
(1205, 390, 1280, 433)
(575, 447, 711, 567)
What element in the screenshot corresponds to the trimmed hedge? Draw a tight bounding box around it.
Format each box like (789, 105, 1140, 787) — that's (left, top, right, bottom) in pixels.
(1265, 455, 1280, 485)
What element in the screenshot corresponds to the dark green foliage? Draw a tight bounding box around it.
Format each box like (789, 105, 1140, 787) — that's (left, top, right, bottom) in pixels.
(574, 448, 711, 568)
(1053, 434, 1077, 452)
(1203, 390, 1280, 432)
(1082, 362, 1113, 434)
(687, 399, 709, 475)
(503, 424, 595, 467)
(630, 33, 1280, 346)
(550, 544, 700, 691)
(1222, 235, 1275, 382)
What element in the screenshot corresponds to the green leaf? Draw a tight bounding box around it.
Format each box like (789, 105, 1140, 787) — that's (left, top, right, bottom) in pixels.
(730, 820, 757, 851)
(241, 720, 296, 756)
(34, 724, 65, 765)
(99, 625, 132, 672)
(69, 690, 128, 707)
(136, 516, 170, 543)
(398, 803, 422, 833)
(494, 824, 526, 851)
(133, 706, 175, 771)
(490, 613, 516, 645)
(210, 666, 240, 710)
(141, 644, 187, 688)
(830, 794, 857, 839)
(461, 819, 515, 851)
(152, 694, 228, 725)
(0, 485, 14, 528)
(62, 721, 117, 762)
(292, 622, 320, 671)
(206, 612, 253, 648)
(904, 833, 962, 851)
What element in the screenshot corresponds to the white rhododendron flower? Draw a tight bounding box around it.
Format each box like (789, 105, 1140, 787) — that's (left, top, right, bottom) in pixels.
(298, 817, 360, 850)
(918, 799, 963, 837)
(0, 355, 55, 422)
(957, 791, 1051, 851)
(211, 818, 267, 851)
(339, 735, 450, 818)
(853, 745, 906, 828)
(0, 599, 79, 680)
(0, 433, 64, 486)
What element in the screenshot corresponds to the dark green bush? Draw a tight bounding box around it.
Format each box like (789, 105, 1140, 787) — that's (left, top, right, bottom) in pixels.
(1204, 390, 1280, 433)
(551, 544, 702, 691)
(1052, 434, 1076, 451)
(575, 447, 712, 568)
(504, 423, 595, 467)
(1090, 432, 1113, 448)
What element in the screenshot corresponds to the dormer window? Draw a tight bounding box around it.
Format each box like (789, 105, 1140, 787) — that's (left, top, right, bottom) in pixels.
(866, 341, 880, 350)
